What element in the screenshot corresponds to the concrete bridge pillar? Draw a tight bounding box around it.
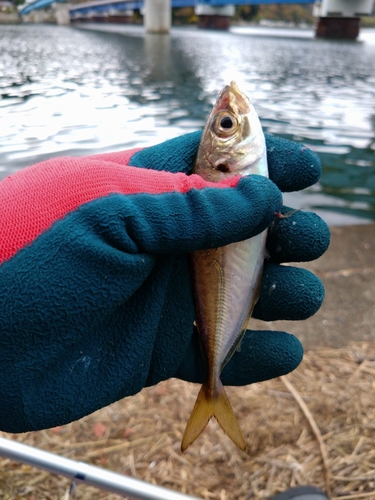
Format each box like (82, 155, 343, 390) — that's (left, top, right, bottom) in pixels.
(313, 0, 374, 40)
(195, 3, 235, 30)
(53, 3, 71, 25)
(144, 0, 171, 34)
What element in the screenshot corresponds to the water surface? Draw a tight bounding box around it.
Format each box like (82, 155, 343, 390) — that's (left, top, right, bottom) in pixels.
(1, 23, 374, 225)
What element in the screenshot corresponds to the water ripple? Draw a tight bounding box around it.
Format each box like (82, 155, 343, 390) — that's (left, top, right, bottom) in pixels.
(0, 23, 374, 225)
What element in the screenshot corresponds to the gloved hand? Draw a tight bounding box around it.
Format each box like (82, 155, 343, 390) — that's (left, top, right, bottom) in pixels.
(0, 131, 329, 433)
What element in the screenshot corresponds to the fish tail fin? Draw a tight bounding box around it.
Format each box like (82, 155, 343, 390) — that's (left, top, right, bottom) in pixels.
(213, 381, 247, 451)
(181, 381, 246, 452)
(181, 384, 212, 452)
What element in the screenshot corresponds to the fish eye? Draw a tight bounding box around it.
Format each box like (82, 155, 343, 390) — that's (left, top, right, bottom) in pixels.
(220, 116, 234, 129)
(213, 111, 238, 138)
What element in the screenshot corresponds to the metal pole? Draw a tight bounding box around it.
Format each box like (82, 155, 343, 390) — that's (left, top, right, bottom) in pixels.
(0, 437, 201, 500)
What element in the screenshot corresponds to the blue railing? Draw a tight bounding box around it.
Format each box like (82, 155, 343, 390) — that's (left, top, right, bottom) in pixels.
(69, 0, 141, 16)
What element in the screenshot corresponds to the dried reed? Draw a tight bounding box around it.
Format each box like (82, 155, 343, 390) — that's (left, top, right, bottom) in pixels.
(1, 341, 375, 500)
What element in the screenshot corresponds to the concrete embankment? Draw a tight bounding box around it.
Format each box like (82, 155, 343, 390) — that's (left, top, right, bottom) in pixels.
(0, 12, 20, 23)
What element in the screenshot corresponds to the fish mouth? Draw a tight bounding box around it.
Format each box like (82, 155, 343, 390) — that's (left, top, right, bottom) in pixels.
(215, 81, 251, 117)
(226, 81, 251, 115)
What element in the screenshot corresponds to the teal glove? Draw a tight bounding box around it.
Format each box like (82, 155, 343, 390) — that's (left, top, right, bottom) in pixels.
(131, 132, 329, 386)
(0, 131, 329, 433)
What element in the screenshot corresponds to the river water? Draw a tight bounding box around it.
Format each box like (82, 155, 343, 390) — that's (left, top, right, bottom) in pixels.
(1, 23, 374, 225)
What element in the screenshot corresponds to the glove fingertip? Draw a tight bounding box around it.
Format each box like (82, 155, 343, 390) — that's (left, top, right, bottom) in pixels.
(237, 175, 283, 235)
(268, 207, 330, 263)
(221, 330, 303, 386)
(265, 134, 321, 192)
(254, 263, 325, 322)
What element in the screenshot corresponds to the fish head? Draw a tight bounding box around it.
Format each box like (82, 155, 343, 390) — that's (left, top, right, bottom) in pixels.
(194, 81, 267, 181)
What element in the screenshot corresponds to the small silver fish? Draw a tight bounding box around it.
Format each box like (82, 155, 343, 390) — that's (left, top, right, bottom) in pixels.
(181, 81, 268, 452)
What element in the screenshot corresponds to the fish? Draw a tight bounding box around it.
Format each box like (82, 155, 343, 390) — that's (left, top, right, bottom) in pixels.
(181, 81, 268, 452)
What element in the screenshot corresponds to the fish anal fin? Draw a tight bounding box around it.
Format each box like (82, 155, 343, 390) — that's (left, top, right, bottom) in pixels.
(181, 382, 246, 452)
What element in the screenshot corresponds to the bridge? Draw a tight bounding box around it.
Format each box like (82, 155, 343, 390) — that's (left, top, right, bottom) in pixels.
(19, 0, 375, 39)
(20, 0, 315, 17)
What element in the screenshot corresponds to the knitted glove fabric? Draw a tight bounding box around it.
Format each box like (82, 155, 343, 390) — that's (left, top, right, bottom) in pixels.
(132, 132, 329, 387)
(0, 131, 329, 433)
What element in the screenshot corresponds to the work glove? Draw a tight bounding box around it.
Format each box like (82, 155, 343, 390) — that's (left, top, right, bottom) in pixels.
(0, 131, 330, 433)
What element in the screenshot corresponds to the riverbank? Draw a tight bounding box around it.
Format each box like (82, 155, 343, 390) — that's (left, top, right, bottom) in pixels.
(0, 12, 20, 23)
(252, 223, 375, 349)
(1, 224, 374, 497)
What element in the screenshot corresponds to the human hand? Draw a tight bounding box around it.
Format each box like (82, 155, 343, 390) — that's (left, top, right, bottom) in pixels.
(0, 131, 329, 432)
(131, 132, 329, 386)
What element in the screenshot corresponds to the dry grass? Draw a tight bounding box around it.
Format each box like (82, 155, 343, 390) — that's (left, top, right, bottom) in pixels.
(1, 341, 375, 500)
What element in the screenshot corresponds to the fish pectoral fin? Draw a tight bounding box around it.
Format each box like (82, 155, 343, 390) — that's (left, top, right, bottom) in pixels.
(181, 382, 246, 452)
